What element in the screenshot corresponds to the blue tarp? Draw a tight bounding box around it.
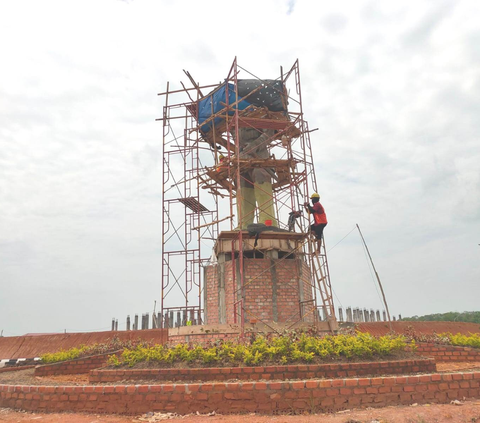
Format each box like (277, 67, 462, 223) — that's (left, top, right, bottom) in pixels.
(198, 83, 251, 133)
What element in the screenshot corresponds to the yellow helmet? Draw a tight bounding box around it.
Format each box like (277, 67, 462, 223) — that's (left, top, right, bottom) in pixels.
(218, 154, 225, 160)
(310, 193, 320, 199)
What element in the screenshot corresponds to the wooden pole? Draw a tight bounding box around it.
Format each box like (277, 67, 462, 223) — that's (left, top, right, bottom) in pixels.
(356, 224, 393, 331)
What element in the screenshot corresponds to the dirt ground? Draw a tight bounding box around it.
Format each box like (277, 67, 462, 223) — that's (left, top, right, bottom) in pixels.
(1, 401, 480, 423)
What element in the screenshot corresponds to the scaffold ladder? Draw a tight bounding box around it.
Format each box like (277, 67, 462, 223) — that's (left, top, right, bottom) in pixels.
(307, 235, 337, 333)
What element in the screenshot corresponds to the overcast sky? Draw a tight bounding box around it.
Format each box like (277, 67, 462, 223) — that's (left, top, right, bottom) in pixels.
(1, 0, 479, 336)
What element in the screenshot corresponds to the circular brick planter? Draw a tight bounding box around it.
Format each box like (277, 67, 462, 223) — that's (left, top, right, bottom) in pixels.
(1, 372, 480, 415)
(89, 358, 436, 383)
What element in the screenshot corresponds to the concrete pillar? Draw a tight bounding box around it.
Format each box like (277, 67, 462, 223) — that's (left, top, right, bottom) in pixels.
(346, 307, 353, 322)
(265, 250, 279, 259)
(392, 316, 396, 321)
(399, 314, 402, 320)
(363, 309, 369, 322)
(169, 311, 174, 328)
(115, 319, 118, 331)
(376, 310, 381, 322)
(182, 310, 187, 326)
(322, 307, 327, 321)
(218, 254, 226, 324)
(152, 313, 157, 329)
(145, 313, 149, 329)
(370, 310, 375, 322)
(176, 311, 181, 328)
(190, 310, 195, 325)
(382, 310, 386, 321)
(111, 319, 115, 331)
(126, 315, 131, 331)
(338, 307, 343, 322)
(134, 314, 139, 330)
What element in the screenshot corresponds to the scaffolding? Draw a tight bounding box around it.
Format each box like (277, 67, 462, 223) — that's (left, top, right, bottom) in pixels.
(158, 58, 336, 331)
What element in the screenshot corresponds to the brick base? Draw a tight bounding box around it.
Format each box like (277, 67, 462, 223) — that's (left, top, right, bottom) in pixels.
(1, 372, 479, 415)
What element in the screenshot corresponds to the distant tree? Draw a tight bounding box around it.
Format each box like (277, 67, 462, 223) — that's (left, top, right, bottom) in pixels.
(402, 311, 480, 324)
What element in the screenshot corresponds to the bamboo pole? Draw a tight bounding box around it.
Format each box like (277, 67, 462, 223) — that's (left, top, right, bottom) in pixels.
(356, 224, 393, 332)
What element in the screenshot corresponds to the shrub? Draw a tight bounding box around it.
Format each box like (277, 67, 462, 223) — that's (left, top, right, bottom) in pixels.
(40, 337, 151, 364)
(108, 332, 409, 368)
(442, 332, 480, 348)
(403, 326, 480, 349)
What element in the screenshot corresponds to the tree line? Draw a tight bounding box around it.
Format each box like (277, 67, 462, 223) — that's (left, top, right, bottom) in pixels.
(402, 311, 480, 324)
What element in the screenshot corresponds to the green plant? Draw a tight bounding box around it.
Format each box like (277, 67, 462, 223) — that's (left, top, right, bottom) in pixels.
(108, 332, 409, 368)
(40, 336, 152, 364)
(403, 327, 480, 349)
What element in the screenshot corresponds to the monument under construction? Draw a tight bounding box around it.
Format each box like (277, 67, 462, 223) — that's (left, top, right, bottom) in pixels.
(158, 58, 336, 334)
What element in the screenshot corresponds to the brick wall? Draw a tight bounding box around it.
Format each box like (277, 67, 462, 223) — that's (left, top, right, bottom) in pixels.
(0, 366, 36, 374)
(244, 259, 276, 322)
(416, 343, 480, 362)
(205, 258, 314, 325)
(34, 351, 121, 376)
(204, 265, 219, 324)
(1, 372, 479, 415)
(224, 262, 235, 324)
(167, 332, 241, 346)
(89, 358, 435, 383)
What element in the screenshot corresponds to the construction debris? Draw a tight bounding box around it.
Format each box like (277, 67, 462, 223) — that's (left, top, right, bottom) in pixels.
(136, 411, 216, 422)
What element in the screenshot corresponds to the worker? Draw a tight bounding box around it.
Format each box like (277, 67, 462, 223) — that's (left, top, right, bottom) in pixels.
(304, 193, 327, 252)
(236, 127, 278, 229)
(216, 153, 227, 172)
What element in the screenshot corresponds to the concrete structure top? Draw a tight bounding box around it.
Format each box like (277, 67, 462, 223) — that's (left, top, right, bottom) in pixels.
(214, 230, 307, 257)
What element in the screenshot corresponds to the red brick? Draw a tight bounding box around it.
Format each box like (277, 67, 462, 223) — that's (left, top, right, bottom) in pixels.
(319, 380, 331, 388)
(255, 382, 267, 390)
(241, 383, 254, 391)
(291, 381, 305, 390)
(196, 393, 208, 401)
(162, 384, 174, 392)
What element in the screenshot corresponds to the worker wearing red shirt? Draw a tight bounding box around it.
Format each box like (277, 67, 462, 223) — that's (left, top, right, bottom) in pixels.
(304, 193, 327, 250)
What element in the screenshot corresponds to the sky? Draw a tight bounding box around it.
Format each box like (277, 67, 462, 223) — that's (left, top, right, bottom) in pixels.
(0, 0, 479, 336)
